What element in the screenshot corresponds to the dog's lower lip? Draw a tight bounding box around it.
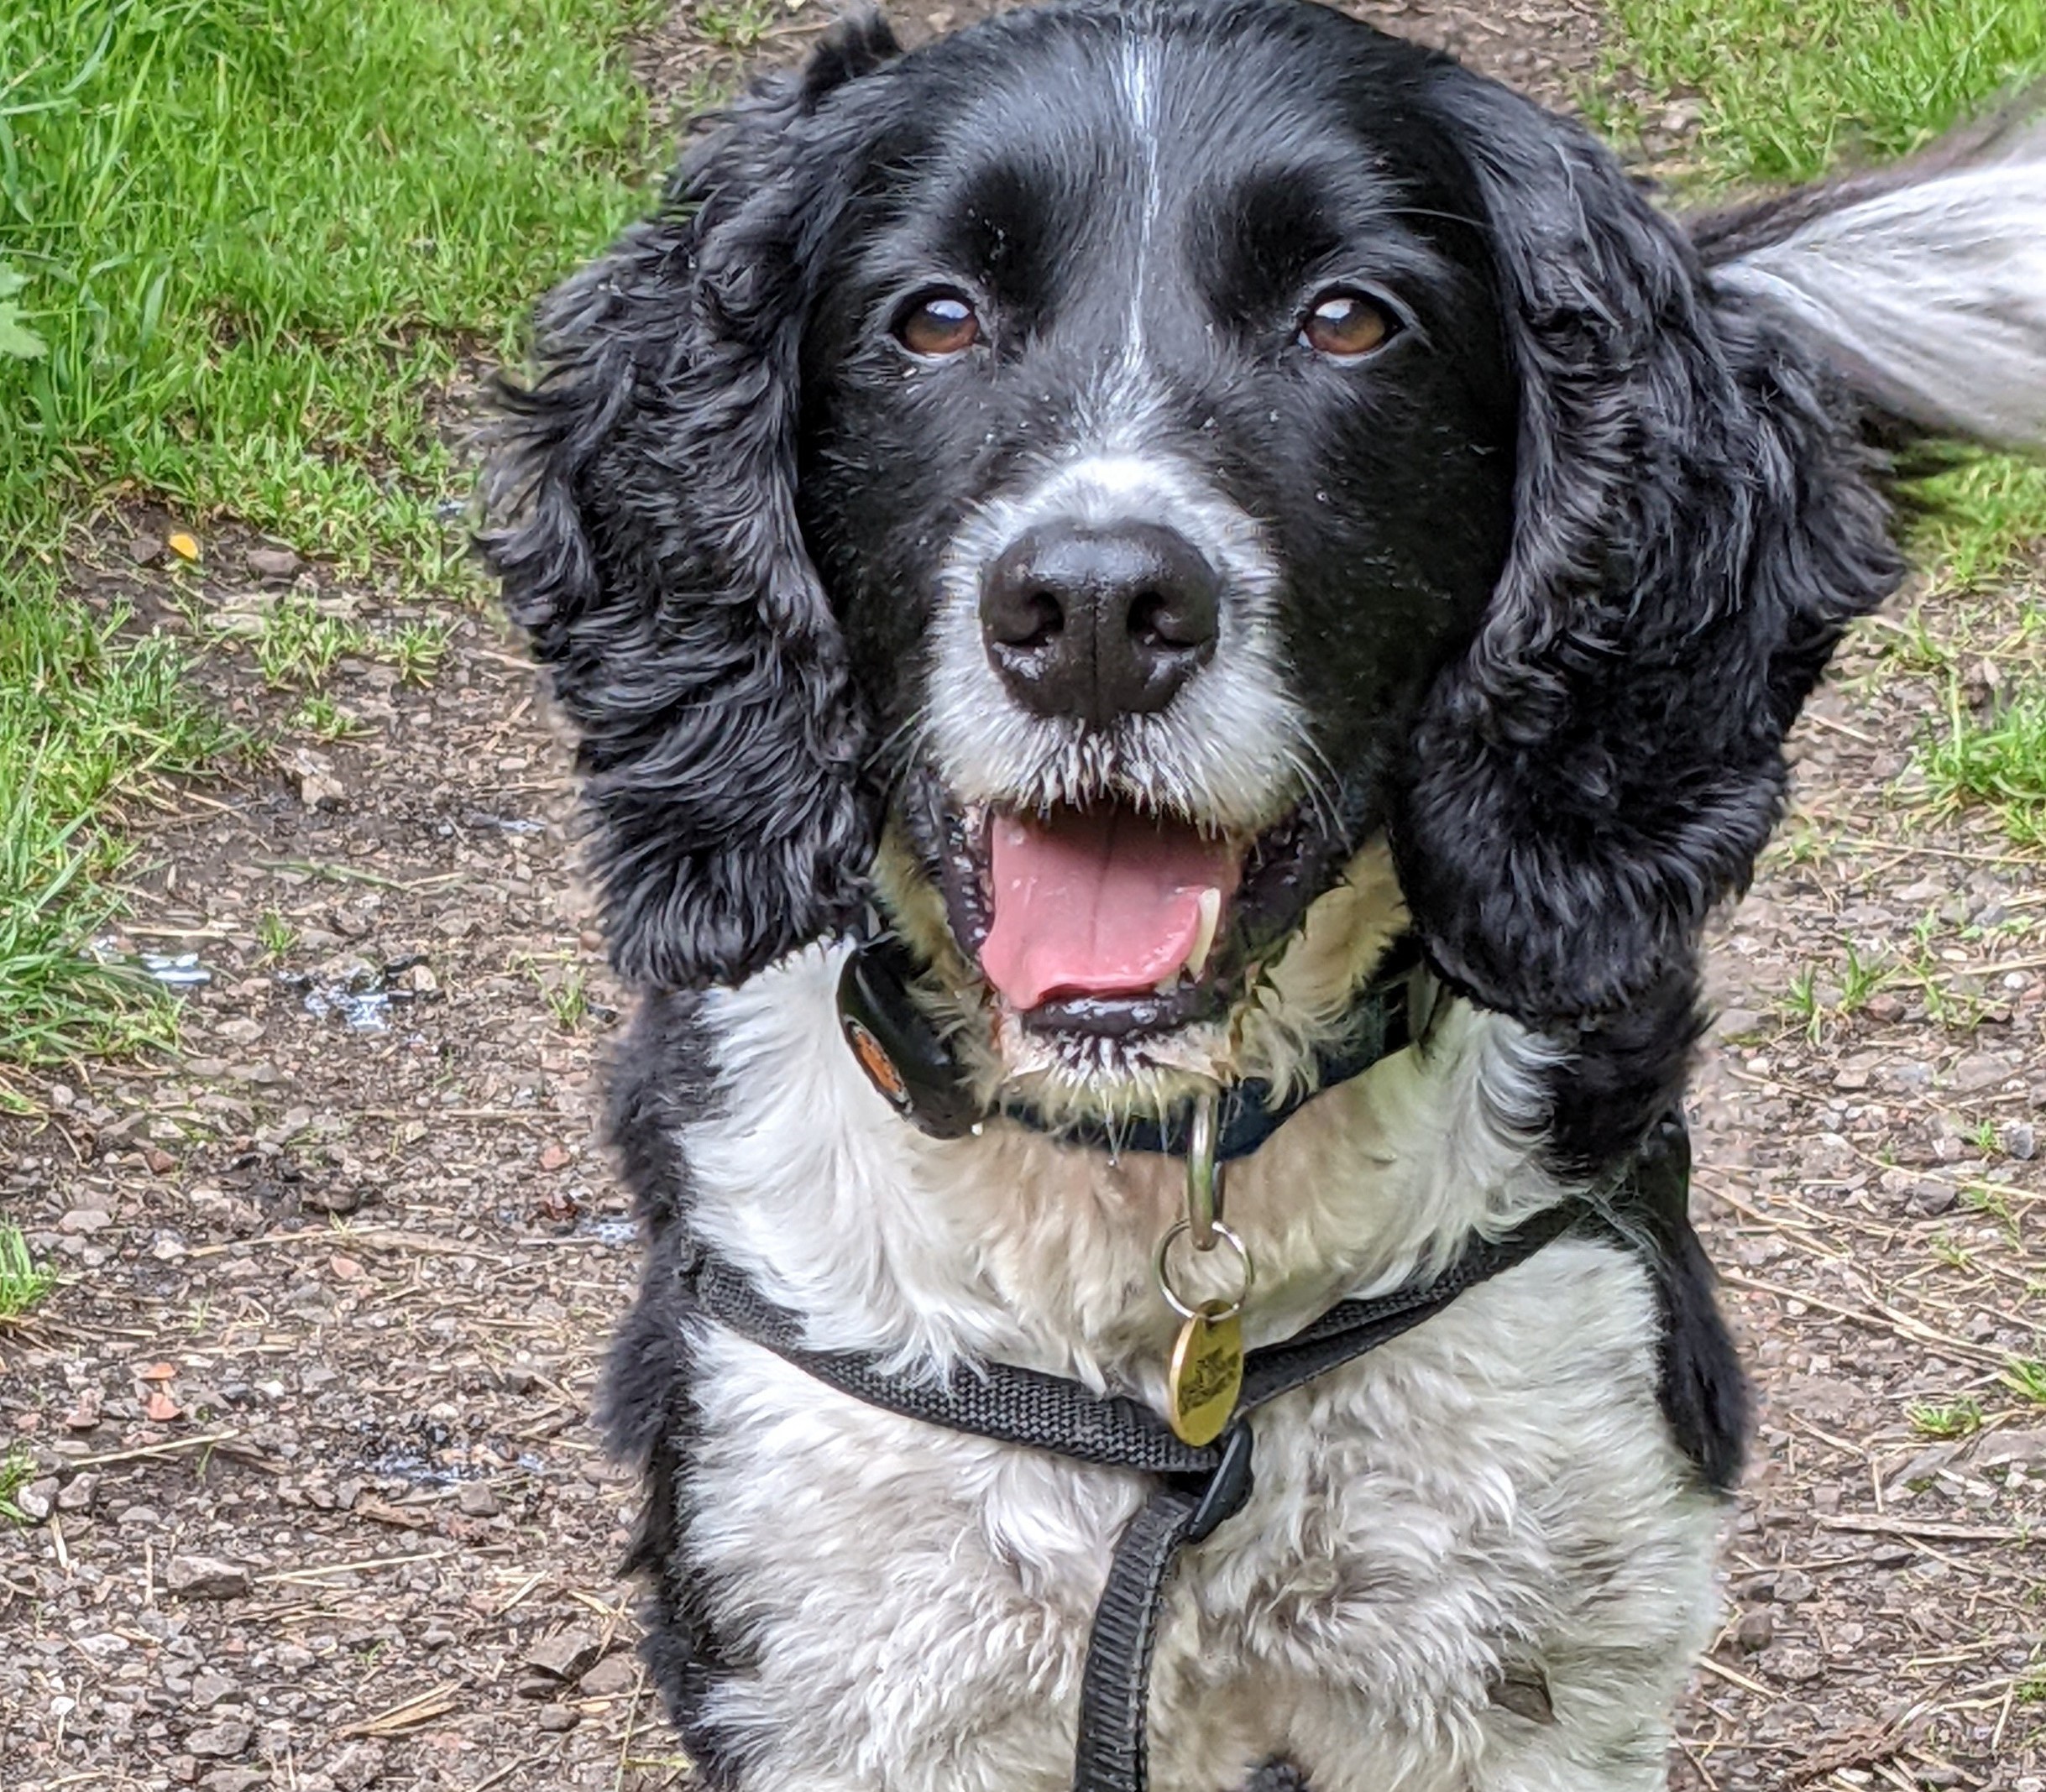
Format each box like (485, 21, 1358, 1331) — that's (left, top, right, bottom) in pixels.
(1020, 980, 1227, 1037)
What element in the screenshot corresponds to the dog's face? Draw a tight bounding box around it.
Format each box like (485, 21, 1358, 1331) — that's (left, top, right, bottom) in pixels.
(796, 24, 1517, 1090)
(488, 0, 1893, 1136)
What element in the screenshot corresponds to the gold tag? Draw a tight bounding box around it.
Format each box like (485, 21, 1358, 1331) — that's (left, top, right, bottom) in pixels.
(1167, 1299, 1243, 1446)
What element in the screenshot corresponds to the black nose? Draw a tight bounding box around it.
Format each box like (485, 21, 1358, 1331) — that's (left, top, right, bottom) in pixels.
(980, 522, 1220, 724)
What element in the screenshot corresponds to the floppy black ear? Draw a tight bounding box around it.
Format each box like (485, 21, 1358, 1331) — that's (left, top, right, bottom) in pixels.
(1393, 72, 1902, 1026)
(480, 16, 901, 990)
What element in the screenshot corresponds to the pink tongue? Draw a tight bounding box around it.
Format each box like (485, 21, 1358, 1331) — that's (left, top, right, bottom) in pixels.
(981, 809, 1239, 1009)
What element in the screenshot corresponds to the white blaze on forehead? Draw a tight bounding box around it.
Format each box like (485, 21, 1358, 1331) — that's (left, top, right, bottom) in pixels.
(925, 451, 1311, 835)
(1118, 31, 1161, 361)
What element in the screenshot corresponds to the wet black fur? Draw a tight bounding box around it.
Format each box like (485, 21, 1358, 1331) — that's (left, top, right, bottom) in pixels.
(484, 0, 1927, 1763)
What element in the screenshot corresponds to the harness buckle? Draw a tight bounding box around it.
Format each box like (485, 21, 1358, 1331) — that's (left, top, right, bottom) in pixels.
(1179, 1418, 1256, 1544)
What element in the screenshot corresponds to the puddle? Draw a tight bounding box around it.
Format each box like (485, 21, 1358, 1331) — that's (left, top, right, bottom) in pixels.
(89, 937, 215, 990)
(282, 953, 434, 1033)
(140, 950, 212, 989)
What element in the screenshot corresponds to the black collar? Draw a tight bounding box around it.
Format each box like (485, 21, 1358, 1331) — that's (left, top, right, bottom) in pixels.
(835, 930, 1426, 1159)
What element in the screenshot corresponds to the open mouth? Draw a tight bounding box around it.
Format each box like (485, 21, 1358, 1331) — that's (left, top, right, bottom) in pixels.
(913, 776, 1353, 1040)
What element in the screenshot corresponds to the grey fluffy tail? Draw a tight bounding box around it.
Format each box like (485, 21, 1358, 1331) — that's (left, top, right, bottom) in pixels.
(1697, 96, 2046, 453)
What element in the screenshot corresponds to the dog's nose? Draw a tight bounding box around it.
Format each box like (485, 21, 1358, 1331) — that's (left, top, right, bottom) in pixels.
(981, 523, 1220, 724)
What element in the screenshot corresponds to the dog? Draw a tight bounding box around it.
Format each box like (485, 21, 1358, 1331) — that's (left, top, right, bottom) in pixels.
(482, 3, 2046, 1787)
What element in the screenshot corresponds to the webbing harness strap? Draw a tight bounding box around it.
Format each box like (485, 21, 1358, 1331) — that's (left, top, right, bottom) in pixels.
(681, 1198, 1583, 1792)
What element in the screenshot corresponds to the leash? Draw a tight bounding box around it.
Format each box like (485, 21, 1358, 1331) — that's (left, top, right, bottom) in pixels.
(681, 1201, 1588, 1791)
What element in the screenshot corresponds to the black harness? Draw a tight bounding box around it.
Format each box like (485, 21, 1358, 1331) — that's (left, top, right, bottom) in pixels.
(685, 936, 1666, 1792)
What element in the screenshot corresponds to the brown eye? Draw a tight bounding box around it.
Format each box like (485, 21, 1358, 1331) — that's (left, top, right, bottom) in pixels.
(895, 290, 981, 357)
(1299, 290, 1396, 358)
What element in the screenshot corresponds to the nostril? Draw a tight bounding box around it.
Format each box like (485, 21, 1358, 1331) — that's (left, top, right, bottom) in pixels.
(1009, 588, 1065, 651)
(1129, 584, 1214, 652)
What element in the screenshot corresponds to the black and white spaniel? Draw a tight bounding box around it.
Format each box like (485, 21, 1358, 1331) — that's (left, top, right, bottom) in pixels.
(484, 4, 2046, 1786)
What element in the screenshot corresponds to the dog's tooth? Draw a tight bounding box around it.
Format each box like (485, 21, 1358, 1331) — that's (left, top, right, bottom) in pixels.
(1185, 886, 1222, 982)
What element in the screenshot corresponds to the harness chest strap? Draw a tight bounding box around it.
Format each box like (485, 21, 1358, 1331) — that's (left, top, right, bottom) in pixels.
(680, 1197, 1586, 1792)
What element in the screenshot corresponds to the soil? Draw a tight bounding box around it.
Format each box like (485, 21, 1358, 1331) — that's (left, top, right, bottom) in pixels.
(3, 4, 2041, 1791)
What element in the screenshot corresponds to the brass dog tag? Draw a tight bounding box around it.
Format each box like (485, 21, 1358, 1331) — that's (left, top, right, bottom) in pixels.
(1167, 1299, 1244, 1446)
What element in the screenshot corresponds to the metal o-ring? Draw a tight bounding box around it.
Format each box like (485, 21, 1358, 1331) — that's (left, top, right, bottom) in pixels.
(1153, 1218, 1253, 1321)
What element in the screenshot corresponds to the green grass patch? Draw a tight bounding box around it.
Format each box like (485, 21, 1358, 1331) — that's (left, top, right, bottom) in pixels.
(1921, 683, 2046, 847)
(1909, 457, 2046, 597)
(0, 0, 659, 1071)
(0, 1440, 36, 1523)
(0, 1222, 58, 1322)
(1592, 0, 2046, 187)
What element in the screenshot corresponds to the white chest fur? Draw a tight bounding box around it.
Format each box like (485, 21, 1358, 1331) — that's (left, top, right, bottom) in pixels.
(671, 948, 1721, 1792)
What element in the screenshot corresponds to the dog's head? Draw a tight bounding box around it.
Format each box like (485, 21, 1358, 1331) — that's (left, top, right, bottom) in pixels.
(485, 0, 1895, 1114)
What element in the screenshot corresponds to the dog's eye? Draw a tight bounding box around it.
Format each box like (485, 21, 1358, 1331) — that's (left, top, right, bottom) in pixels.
(1299, 290, 1397, 359)
(894, 290, 982, 358)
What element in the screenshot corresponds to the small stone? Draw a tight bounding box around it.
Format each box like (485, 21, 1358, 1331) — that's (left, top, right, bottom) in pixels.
(132, 533, 168, 566)
(1870, 1543, 1913, 1568)
(1735, 1610, 1773, 1652)
(455, 1483, 500, 1518)
(298, 1183, 363, 1217)
(146, 1146, 178, 1175)
(1775, 1647, 1824, 1684)
(1908, 1180, 1958, 1217)
(326, 1741, 386, 1792)
(201, 1771, 269, 1792)
(1865, 992, 1905, 1022)
(524, 1627, 603, 1682)
(247, 547, 301, 581)
(534, 1704, 580, 1733)
(538, 1143, 571, 1172)
(186, 1721, 253, 1759)
(2005, 1121, 2037, 1162)
(578, 1653, 638, 1697)
(1773, 1568, 1815, 1604)
(165, 1554, 252, 1600)
(1950, 1052, 2014, 1094)
(191, 1670, 237, 1708)
(55, 1472, 99, 1512)
(275, 1645, 316, 1673)
(16, 1482, 52, 1522)
(60, 1207, 113, 1234)
(513, 1674, 558, 1701)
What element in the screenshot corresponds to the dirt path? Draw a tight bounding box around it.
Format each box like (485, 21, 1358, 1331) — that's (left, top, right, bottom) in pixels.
(3, 5, 2042, 1791)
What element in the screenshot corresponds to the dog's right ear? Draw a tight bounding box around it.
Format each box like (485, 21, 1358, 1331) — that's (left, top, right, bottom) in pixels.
(480, 14, 901, 990)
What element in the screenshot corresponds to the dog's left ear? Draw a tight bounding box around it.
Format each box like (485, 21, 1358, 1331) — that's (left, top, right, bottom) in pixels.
(480, 16, 900, 990)
(1393, 72, 1901, 1026)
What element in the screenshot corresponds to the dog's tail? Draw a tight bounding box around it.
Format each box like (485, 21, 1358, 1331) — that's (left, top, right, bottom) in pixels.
(1695, 94, 2046, 452)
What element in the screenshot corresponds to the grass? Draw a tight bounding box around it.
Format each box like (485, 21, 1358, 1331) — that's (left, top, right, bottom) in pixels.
(2002, 1356, 2046, 1405)
(1592, 0, 2046, 186)
(1921, 684, 2046, 847)
(1906, 1396, 1983, 1440)
(0, 0, 658, 1069)
(0, 1441, 35, 1523)
(0, 1222, 57, 1322)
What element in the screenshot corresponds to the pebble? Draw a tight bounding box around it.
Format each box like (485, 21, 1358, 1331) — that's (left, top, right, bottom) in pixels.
(326, 1741, 386, 1792)
(247, 546, 301, 580)
(455, 1482, 501, 1518)
(579, 1653, 638, 1697)
(1773, 1568, 1815, 1604)
(2005, 1120, 2037, 1161)
(534, 1703, 580, 1733)
(1949, 1051, 2014, 1094)
(191, 1670, 238, 1707)
(524, 1626, 603, 1682)
(1735, 1609, 1774, 1652)
(186, 1720, 254, 1759)
(165, 1554, 253, 1600)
